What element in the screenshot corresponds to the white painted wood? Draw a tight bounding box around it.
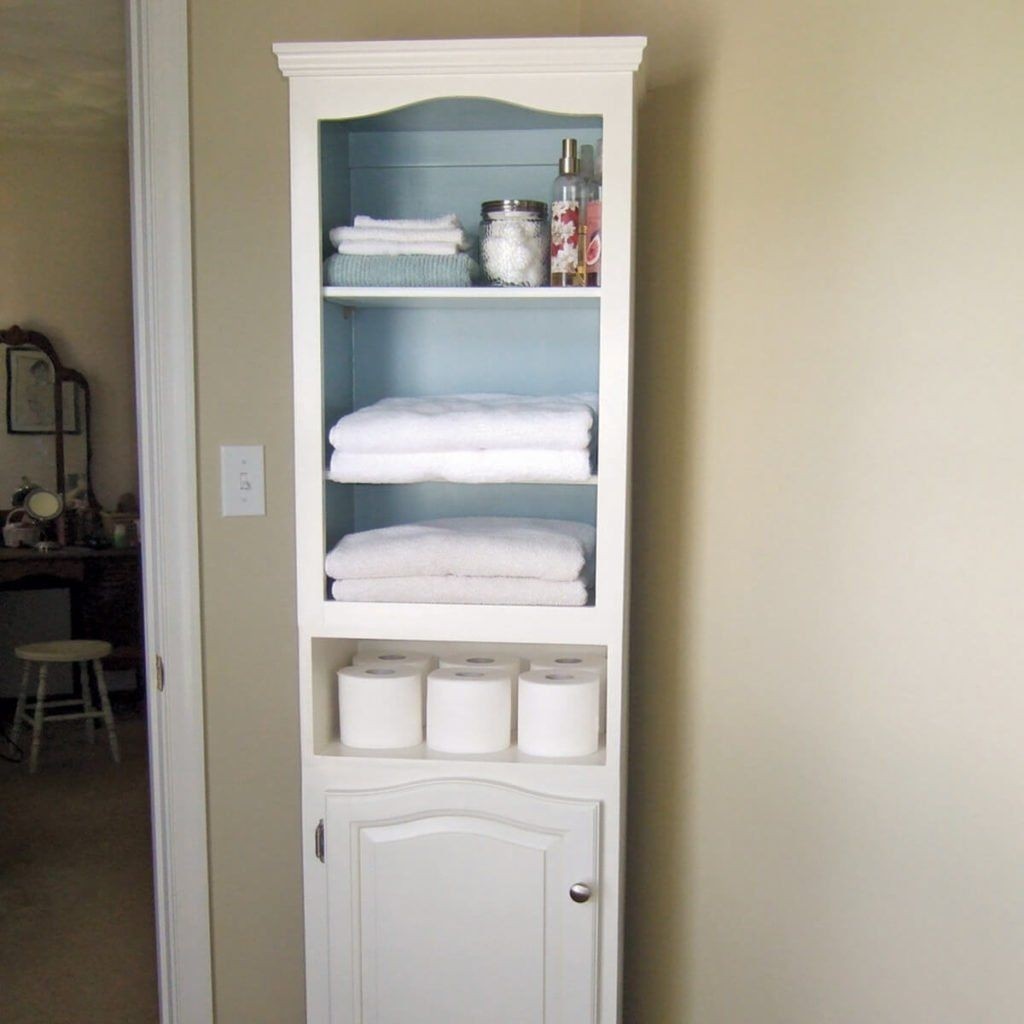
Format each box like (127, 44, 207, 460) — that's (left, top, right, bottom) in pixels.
(278, 37, 644, 1024)
(13, 639, 113, 662)
(324, 781, 599, 1024)
(29, 663, 47, 774)
(127, 2, 213, 1022)
(10, 648, 121, 771)
(324, 471, 596, 486)
(274, 37, 645, 79)
(317, 602, 610, 647)
(92, 657, 121, 764)
(322, 286, 601, 309)
(320, 739, 606, 766)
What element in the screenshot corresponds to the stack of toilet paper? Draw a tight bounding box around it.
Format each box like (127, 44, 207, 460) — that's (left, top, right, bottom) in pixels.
(337, 648, 606, 757)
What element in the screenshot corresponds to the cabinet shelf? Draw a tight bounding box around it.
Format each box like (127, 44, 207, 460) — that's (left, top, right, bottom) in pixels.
(317, 740, 606, 767)
(311, 601, 605, 646)
(325, 474, 598, 487)
(323, 287, 601, 310)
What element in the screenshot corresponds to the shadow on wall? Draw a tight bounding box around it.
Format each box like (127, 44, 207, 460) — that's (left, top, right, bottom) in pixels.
(625, 74, 702, 1023)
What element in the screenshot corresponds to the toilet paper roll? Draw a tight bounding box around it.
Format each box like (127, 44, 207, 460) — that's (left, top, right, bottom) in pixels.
(355, 650, 436, 716)
(426, 668, 512, 754)
(440, 653, 522, 721)
(439, 653, 522, 675)
(517, 669, 601, 758)
(530, 652, 607, 730)
(528, 652, 605, 679)
(354, 650, 437, 675)
(338, 665, 423, 749)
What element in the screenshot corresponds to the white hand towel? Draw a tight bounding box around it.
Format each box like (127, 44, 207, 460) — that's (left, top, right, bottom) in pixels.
(353, 214, 460, 230)
(327, 448, 593, 484)
(334, 240, 461, 256)
(324, 516, 595, 582)
(330, 225, 471, 250)
(329, 394, 597, 455)
(331, 575, 589, 606)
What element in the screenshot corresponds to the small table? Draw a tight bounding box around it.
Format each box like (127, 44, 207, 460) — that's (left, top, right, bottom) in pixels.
(0, 545, 144, 688)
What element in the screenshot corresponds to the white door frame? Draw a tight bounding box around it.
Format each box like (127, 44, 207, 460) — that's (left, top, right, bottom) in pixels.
(126, 2, 214, 1022)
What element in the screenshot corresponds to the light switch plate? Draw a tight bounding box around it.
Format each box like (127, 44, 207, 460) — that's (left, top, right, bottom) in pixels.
(220, 445, 266, 517)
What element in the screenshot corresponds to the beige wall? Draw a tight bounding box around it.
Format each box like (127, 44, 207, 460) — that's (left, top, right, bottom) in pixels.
(589, 0, 1024, 1021)
(189, 2, 1024, 1021)
(188, 4, 580, 1022)
(0, 138, 137, 507)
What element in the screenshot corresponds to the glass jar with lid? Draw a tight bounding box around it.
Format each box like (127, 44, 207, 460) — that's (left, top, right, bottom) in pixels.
(479, 200, 549, 287)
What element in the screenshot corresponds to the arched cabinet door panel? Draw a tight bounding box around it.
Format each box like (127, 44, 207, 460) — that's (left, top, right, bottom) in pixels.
(324, 780, 600, 1024)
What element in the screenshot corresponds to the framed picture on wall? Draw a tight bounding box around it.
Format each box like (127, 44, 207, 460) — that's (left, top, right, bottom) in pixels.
(5, 347, 80, 435)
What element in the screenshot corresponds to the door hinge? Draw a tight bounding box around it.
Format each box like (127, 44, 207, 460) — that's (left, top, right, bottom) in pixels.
(155, 654, 166, 692)
(315, 819, 325, 862)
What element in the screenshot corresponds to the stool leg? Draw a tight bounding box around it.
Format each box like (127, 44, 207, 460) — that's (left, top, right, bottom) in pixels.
(81, 660, 96, 744)
(10, 660, 31, 749)
(29, 664, 48, 774)
(93, 659, 120, 764)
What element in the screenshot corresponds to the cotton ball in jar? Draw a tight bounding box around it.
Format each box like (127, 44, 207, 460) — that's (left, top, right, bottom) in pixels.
(480, 201, 549, 287)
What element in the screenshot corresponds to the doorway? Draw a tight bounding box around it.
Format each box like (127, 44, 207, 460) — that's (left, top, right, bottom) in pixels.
(0, 3, 156, 1021)
(0, 2, 210, 1021)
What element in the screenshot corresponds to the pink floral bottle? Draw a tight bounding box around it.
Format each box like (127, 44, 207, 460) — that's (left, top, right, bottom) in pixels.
(550, 138, 586, 287)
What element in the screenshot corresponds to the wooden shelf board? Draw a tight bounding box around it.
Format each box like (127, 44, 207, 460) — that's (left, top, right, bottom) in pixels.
(323, 286, 601, 309)
(317, 739, 606, 767)
(324, 474, 598, 486)
(310, 600, 607, 646)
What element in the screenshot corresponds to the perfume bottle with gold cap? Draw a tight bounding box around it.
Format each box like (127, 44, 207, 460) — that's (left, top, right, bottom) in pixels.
(549, 138, 586, 287)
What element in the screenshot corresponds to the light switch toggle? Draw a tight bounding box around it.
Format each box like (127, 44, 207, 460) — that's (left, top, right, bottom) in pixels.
(221, 445, 266, 516)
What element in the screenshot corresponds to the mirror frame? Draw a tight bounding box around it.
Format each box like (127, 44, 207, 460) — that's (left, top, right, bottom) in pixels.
(1, 324, 98, 508)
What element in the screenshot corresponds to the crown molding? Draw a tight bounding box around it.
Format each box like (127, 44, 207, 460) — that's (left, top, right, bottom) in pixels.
(274, 36, 646, 79)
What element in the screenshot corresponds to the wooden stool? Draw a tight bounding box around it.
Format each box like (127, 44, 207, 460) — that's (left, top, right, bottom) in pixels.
(10, 640, 120, 773)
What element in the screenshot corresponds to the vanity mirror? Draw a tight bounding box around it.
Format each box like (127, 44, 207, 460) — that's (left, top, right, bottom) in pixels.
(0, 325, 96, 510)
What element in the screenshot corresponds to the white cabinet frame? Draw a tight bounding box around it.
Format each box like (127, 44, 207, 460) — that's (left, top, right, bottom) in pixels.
(276, 37, 645, 1024)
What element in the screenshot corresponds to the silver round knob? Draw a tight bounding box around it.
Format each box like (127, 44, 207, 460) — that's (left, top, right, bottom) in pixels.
(569, 883, 592, 903)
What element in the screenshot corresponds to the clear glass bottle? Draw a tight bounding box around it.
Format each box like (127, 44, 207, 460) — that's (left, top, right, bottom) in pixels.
(550, 138, 586, 287)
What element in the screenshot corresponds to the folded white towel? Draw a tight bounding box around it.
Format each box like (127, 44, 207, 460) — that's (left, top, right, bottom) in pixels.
(324, 517, 595, 582)
(353, 214, 460, 230)
(327, 448, 593, 484)
(330, 225, 471, 250)
(331, 575, 589, 606)
(329, 394, 597, 455)
(334, 240, 462, 256)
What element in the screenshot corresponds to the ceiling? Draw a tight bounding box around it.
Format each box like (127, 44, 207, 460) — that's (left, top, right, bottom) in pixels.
(0, 0, 127, 140)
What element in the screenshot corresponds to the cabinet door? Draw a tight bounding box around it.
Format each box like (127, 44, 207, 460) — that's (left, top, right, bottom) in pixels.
(324, 780, 600, 1024)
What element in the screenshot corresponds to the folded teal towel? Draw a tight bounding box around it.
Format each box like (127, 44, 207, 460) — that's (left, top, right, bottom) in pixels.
(324, 253, 480, 288)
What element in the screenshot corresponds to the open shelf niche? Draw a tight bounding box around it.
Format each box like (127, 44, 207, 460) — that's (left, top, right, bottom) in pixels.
(319, 97, 603, 607)
(310, 636, 607, 766)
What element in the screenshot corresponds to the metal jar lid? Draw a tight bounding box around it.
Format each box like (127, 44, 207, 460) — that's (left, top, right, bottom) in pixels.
(481, 199, 547, 218)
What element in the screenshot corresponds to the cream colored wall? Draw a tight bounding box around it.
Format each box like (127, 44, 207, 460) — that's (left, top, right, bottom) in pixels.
(188, 4, 580, 1021)
(190, 1, 1024, 1020)
(588, 1, 1024, 1021)
(0, 138, 137, 507)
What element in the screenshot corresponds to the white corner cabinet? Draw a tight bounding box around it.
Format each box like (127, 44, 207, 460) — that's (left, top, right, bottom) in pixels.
(275, 37, 646, 1024)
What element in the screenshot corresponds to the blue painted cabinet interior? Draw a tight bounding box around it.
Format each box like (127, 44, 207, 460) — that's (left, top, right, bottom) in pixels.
(319, 99, 603, 599)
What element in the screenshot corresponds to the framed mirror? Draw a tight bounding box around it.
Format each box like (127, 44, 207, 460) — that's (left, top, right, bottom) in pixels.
(0, 325, 97, 509)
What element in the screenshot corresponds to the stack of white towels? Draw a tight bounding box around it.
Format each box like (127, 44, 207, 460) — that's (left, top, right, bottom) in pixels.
(327, 393, 597, 484)
(325, 516, 595, 605)
(329, 214, 472, 257)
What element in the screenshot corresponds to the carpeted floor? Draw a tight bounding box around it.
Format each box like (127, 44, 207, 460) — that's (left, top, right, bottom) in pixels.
(0, 709, 159, 1024)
